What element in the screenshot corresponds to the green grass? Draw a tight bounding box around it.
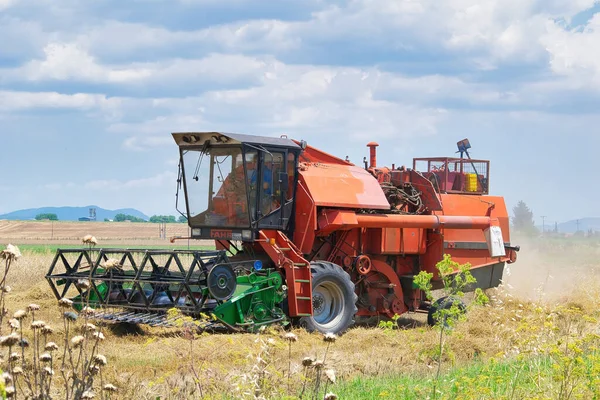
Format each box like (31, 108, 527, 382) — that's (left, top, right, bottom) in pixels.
(17, 244, 216, 254)
(335, 354, 599, 400)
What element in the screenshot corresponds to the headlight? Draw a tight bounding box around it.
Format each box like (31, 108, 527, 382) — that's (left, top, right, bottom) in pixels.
(242, 230, 253, 240)
(191, 228, 201, 237)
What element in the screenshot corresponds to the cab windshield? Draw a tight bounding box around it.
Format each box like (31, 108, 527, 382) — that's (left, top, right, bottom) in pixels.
(183, 146, 251, 228)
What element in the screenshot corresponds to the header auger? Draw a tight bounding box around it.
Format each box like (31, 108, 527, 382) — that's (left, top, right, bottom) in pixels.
(46, 133, 519, 334)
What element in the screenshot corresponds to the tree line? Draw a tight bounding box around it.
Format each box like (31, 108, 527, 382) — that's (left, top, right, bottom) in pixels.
(34, 213, 187, 223)
(109, 214, 187, 223)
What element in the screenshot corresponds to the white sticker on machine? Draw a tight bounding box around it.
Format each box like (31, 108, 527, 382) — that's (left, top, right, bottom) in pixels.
(484, 226, 506, 258)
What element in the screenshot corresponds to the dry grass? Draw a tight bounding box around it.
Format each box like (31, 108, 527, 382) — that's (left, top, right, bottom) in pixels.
(0, 235, 599, 399)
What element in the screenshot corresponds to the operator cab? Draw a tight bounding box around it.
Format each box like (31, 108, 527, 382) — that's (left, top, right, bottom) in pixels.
(173, 132, 302, 241)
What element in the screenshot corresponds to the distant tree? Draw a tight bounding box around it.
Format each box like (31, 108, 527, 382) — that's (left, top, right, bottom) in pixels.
(104, 218, 111, 222)
(149, 215, 177, 223)
(512, 201, 538, 236)
(35, 213, 58, 221)
(114, 213, 145, 223)
(178, 215, 188, 223)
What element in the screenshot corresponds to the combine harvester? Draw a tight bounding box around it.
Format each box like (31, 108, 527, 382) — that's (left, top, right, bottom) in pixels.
(47, 133, 519, 334)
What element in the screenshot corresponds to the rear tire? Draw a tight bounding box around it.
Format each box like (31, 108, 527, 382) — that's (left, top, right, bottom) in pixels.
(299, 261, 357, 335)
(427, 296, 466, 327)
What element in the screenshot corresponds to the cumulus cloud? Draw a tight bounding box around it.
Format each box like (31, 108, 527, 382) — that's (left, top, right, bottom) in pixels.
(0, 0, 17, 11)
(122, 136, 176, 152)
(8, 42, 276, 88)
(0, 90, 121, 111)
(84, 172, 177, 191)
(542, 13, 600, 86)
(95, 64, 457, 142)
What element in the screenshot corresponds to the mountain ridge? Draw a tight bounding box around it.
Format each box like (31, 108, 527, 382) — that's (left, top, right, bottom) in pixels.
(555, 217, 600, 234)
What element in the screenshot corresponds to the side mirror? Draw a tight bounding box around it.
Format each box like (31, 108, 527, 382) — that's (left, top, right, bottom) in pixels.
(278, 172, 289, 191)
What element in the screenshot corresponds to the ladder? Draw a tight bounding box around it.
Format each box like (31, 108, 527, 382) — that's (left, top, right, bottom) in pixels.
(259, 230, 313, 317)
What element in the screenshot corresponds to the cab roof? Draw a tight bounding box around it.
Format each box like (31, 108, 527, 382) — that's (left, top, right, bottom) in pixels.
(172, 132, 301, 149)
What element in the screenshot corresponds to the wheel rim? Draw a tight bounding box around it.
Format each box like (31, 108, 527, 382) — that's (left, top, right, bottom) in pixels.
(312, 280, 345, 330)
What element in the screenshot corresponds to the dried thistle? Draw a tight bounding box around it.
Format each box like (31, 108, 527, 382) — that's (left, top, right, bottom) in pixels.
(77, 279, 90, 290)
(103, 384, 118, 392)
(82, 323, 97, 332)
(12, 367, 22, 376)
(81, 306, 95, 316)
(323, 333, 337, 343)
(45, 342, 59, 351)
(71, 335, 85, 347)
(8, 319, 19, 330)
(93, 331, 105, 341)
(9, 353, 19, 362)
(82, 235, 98, 246)
(302, 357, 314, 367)
(81, 390, 96, 399)
(27, 304, 40, 312)
(4, 386, 15, 398)
(93, 354, 107, 366)
(0, 333, 20, 347)
(42, 325, 54, 335)
(102, 259, 122, 271)
(43, 367, 54, 376)
(2, 286, 11, 293)
(13, 310, 27, 320)
(324, 393, 338, 400)
(313, 360, 324, 370)
(283, 332, 298, 342)
(39, 353, 52, 363)
(31, 320, 46, 330)
(58, 298, 74, 308)
(0, 244, 21, 261)
(325, 369, 336, 384)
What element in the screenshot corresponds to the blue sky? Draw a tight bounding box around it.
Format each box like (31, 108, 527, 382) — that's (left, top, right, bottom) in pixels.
(1, 0, 599, 225)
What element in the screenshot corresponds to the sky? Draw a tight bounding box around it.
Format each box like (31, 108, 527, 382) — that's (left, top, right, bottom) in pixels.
(0, 0, 599, 225)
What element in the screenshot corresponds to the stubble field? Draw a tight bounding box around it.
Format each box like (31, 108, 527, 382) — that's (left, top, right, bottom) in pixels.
(1, 222, 600, 399)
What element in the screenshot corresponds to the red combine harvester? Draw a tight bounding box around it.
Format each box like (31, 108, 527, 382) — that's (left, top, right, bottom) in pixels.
(47, 133, 518, 334)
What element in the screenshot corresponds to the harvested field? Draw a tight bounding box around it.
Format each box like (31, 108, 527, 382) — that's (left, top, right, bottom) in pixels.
(0, 220, 212, 247)
(0, 233, 599, 399)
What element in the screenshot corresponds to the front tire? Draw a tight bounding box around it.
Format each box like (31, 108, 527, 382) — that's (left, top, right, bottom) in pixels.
(299, 261, 357, 335)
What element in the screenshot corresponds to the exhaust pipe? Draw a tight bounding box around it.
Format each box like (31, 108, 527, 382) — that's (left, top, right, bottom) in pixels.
(367, 142, 379, 168)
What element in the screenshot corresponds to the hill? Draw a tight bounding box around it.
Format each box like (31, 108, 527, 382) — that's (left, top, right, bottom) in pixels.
(0, 206, 149, 221)
(557, 217, 600, 233)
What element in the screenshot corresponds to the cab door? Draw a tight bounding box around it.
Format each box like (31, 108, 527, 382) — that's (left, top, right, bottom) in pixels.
(248, 146, 298, 232)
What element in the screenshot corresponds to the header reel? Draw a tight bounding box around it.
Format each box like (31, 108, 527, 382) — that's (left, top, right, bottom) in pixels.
(46, 248, 287, 332)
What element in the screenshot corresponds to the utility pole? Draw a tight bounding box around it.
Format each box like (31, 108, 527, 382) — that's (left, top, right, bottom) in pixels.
(541, 216, 546, 234)
(576, 219, 581, 233)
(158, 222, 167, 239)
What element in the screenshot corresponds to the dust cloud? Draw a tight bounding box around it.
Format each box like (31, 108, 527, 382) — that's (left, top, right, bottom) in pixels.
(501, 235, 600, 304)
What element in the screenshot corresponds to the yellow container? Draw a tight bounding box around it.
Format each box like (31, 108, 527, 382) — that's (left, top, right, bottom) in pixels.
(466, 173, 478, 192)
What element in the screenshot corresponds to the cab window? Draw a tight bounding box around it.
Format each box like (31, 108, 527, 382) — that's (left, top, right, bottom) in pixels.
(259, 152, 285, 216)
